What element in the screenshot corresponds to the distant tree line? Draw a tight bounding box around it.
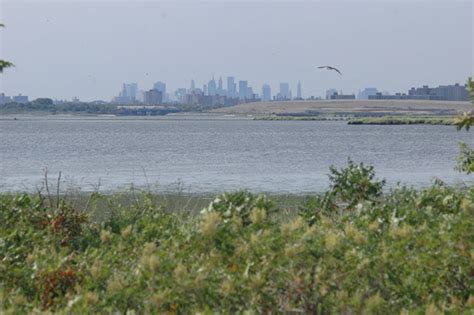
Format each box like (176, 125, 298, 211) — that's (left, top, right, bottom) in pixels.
(0, 100, 196, 115)
(0, 99, 232, 115)
(0, 100, 119, 114)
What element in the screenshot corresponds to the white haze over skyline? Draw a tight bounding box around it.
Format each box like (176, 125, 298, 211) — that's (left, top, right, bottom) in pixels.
(1, 0, 473, 101)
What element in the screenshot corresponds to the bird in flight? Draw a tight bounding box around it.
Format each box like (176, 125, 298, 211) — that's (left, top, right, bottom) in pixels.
(317, 65, 342, 75)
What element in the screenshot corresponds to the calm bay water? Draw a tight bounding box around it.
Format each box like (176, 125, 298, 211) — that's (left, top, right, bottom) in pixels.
(0, 115, 472, 193)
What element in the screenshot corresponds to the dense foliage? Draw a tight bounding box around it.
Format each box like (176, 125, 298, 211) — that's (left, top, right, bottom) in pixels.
(1, 164, 473, 314)
(0, 23, 14, 73)
(454, 77, 474, 174)
(0, 101, 228, 115)
(0, 101, 120, 115)
(456, 142, 474, 175)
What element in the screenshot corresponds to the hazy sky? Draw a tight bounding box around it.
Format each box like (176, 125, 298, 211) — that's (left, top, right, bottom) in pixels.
(1, 0, 472, 101)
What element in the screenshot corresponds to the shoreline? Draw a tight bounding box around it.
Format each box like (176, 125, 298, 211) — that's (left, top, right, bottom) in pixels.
(253, 115, 457, 125)
(347, 116, 455, 125)
(0, 113, 460, 126)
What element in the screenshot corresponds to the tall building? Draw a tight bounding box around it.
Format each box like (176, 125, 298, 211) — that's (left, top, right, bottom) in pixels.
(279, 83, 290, 100)
(358, 88, 378, 100)
(262, 84, 272, 102)
(124, 83, 138, 101)
(153, 82, 166, 102)
(437, 83, 469, 101)
(239, 80, 248, 100)
(137, 90, 146, 103)
(208, 78, 217, 96)
(369, 83, 469, 101)
(119, 83, 138, 101)
(113, 83, 138, 103)
(175, 88, 187, 104)
(190, 80, 196, 92)
(227, 76, 236, 98)
(296, 81, 302, 99)
(217, 77, 224, 95)
(408, 83, 468, 101)
(326, 89, 338, 100)
(247, 87, 254, 99)
(144, 89, 163, 104)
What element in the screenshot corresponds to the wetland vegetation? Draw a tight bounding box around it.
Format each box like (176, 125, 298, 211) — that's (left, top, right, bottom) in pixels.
(347, 116, 455, 125)
(1, 161, 473, 313)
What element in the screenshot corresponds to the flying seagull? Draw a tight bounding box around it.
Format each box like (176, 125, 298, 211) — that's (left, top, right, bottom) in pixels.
(317, 65, 342, 75)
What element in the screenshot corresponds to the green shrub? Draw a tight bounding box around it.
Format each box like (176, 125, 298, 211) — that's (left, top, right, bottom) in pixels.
(200, 191, 275, 226)
(299, 191, 337, 224)
(300, 160, 385, 224)
(455, 77, 474, 173)
(328, 160, 385, 209)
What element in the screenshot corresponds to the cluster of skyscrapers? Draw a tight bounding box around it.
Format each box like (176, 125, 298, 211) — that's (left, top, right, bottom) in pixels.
(113, 82, 167, 105)
(112, 76, 305, 106)
(0, 80, 468, 107)
(107, 79, 471, 105)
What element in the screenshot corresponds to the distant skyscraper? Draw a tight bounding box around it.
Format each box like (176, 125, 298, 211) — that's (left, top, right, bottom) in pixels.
(121, 83, 138, 101)
(115, 83, 138, 103)
(175, 88, 187, 103)
(227, 76, 236, 98)
(208, 78, 217, 96)
(279, 83, 290, 100)
(190, 80, 196, 92)
(326, 88, 337, 99)
(144, 89, 163, 104)
(239, 80, 248, 99)
(247, 87, 254, 99)
(153, 81, 166, 102)
(358, 88, 378, 100)
(129, 83, 138, 100)
(297, 81, 302, 99)
(217, 76, 224, 95)
(262, 84, 271, 102)
(137, 90, 145, 103)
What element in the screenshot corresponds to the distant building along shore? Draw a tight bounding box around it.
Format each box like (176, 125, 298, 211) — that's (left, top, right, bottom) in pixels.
(329, 92, 356, 100)
(369, 83, 469, 101)
(0, 93, 29, 104)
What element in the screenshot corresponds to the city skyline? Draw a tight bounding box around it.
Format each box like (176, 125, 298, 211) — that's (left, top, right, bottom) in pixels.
(112, 76, 313, 104)
(2, 77, 469, 105)
(107, 77, 469, 105)
(1, 1, 472, 101)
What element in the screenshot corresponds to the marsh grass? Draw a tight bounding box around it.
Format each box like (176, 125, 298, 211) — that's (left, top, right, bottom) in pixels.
(254, 116, 335, 121)
(1, 163, 473, 313)
(253, 115, 457, 126)
(348, 116, 455, 125)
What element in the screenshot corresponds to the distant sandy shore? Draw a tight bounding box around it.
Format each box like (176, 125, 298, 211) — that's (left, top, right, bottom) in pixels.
(211, 100, 472, 116)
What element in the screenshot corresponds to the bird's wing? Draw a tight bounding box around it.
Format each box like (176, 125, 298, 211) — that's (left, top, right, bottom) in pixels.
(317, 65, 342, 75)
